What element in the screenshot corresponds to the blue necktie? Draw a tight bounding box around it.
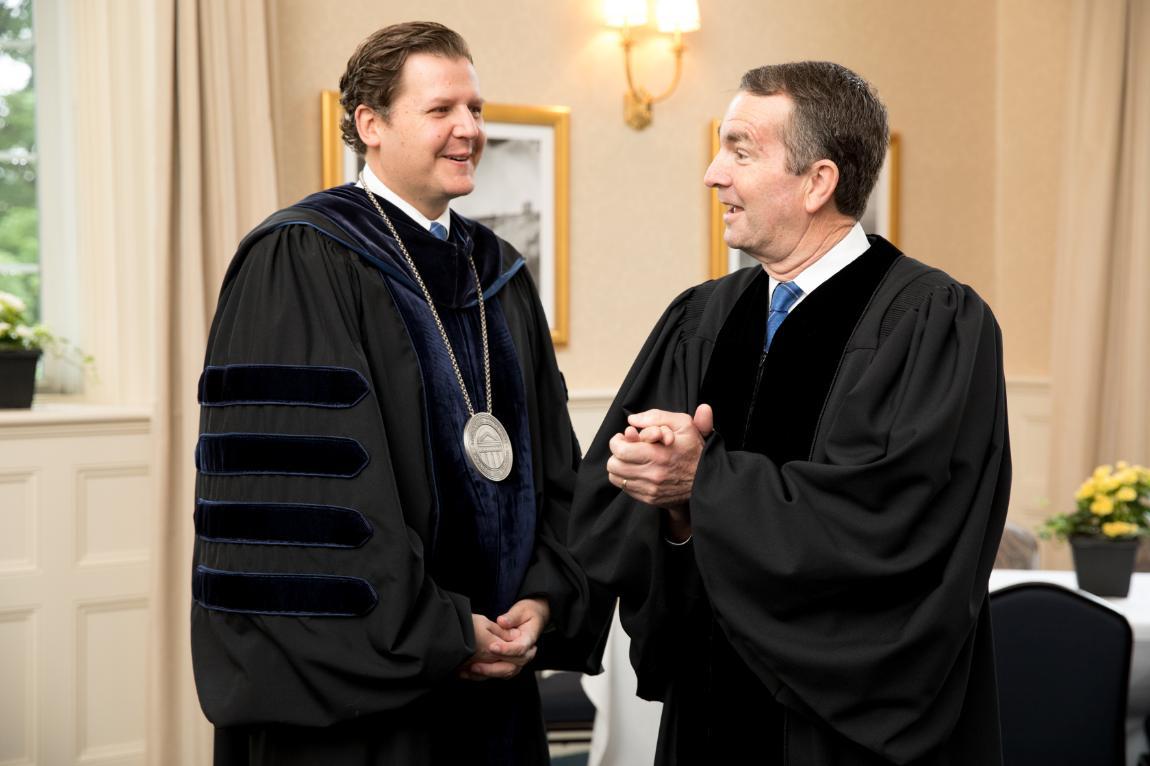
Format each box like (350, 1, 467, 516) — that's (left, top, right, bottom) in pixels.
(765, 281, 803, 351)
(429, 222, 448, 241)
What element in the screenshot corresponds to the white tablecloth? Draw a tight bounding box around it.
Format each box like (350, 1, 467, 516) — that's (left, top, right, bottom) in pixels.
(582, 571, 1150, 766)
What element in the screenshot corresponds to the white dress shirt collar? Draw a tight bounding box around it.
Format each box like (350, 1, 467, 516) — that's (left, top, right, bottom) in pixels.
(358, 164, 451, 236)
(769, 222, 870, 309)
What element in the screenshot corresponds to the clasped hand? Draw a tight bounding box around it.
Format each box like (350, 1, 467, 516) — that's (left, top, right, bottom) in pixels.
(606, 405, 714, 535)
(458, 597, 550, 681)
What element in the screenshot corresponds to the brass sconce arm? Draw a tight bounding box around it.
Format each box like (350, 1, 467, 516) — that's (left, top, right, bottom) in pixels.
(605, 0, 698, 131)
(620, 28, 686, 130)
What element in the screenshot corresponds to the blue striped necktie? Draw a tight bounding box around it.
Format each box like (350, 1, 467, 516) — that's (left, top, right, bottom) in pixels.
(765, 281, 803, 351)
(429, 222, 448, 241)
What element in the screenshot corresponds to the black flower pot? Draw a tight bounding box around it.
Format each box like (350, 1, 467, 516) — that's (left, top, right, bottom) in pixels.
(0, 349, 41, 408)
(1070, 535, 1139, 597)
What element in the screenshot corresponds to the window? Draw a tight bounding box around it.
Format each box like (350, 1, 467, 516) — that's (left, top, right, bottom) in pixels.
(0, 0, 37, 322)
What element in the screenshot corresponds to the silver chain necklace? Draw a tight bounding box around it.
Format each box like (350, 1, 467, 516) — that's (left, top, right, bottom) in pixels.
(361, 173, 513, 481)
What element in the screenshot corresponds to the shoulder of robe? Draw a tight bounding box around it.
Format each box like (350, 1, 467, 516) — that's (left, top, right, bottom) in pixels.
(222, 208, 365, 288)
(676, 266, 764, 342)
(875, 256, 993, 344)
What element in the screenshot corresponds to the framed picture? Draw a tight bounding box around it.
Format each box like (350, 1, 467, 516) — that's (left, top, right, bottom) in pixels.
(708, 120, 901, 278)
(320, 90, 363, 189)
(321, 93, 571, 346)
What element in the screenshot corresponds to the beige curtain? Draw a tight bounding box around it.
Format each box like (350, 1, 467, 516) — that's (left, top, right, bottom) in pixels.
(149, 1, 279, 763)
(1049, 0, 1150, 523)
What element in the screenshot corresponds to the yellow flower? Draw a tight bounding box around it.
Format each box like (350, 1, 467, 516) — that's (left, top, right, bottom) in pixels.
(1103, 521, 1138, 538)
(1076, 480, 1097, 501)
(1102, 477, 1122, 493)
(1118, 460, 1130, 470)
(1094, 465, 1114, 482)
(1116, 468, 1139, 485)
(1091, 495, 1115, 515)
(1116, 486, 1138, 502)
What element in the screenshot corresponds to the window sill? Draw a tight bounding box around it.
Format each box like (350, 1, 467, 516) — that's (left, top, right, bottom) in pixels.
(0, 399, 152, 433)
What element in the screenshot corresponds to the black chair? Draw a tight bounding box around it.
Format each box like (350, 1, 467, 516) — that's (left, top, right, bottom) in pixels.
(539, 670, 596, 747)
(992, 582, 1132, 766)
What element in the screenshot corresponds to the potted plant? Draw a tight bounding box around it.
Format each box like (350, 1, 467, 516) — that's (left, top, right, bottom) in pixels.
(0, 291, 86, 408)
(1040, 462, 1150, 597)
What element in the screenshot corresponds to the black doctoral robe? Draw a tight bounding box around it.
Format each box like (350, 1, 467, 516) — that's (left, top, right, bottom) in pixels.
(191, 187, 600, 765)
(570, 237, 1011, 765)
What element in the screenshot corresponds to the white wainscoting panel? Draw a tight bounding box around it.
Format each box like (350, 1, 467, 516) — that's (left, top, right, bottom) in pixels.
(0, 608, 37, 765)
(76, 466, 150, 567)
(0, 470, 38, 574)
(1004, 378, 1052, 516)
(76, 599, 147, 763)
(0, 406, 151, 766)
(567, 389, 616, 453)
(1001, 379, 1056, 566)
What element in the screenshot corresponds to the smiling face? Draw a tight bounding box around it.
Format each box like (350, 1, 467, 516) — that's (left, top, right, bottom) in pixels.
(704, 92, 812, 268)
(357, 53, 485, 219)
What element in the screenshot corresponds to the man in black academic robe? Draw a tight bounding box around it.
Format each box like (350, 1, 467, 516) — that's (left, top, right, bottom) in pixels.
(191, 23, 600, 765)
(570, 62, 1010, 765)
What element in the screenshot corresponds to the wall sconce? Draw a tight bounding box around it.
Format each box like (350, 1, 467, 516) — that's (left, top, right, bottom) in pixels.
(604, 0, 700, 130)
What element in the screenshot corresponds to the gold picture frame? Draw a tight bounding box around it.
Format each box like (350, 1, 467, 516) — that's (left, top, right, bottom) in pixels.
(320, 90, 347, 190)
(321, 93, 571, 346)
(707, 120, 901, 278)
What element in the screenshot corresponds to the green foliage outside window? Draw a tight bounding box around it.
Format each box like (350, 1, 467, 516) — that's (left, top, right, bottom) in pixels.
(0, 0, 39, 321)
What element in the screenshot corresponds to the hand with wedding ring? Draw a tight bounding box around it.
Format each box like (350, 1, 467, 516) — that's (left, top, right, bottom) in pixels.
(607, 404, 714, 541)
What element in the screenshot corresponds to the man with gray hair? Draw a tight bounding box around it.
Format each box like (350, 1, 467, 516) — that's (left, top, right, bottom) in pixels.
(571, 62, 1010, 765)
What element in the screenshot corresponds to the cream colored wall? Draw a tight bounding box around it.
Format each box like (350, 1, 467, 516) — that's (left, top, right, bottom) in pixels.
(992, 0, 1074, 541)
(995, 0, 1073, 377)
(270, 0, 1067, 390)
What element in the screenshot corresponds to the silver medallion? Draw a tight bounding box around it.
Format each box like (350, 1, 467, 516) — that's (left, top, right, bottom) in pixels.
(463, 412, 514, 481)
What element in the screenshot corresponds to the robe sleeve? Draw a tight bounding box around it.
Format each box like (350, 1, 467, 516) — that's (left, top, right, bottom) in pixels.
(569, 286, 711, 690)
(191, 226, 475, 728)
(693, 281, 1010, 763)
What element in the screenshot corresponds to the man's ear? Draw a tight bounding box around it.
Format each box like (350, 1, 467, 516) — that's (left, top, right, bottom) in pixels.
(355, 105, 385, 149)
(803, 159, 840, 215)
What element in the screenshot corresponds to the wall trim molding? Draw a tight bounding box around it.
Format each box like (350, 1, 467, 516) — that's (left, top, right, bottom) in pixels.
(0, 404, 151, 439)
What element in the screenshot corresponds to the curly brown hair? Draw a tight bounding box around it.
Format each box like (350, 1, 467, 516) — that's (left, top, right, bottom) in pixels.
(739, 62, 888, 220)
(339, 22, 473, 155)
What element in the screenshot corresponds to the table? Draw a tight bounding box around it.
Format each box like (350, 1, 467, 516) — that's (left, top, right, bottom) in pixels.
(582, 571, 1150, 766)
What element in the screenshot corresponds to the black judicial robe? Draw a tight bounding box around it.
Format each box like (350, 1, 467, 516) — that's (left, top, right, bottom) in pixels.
(191, 187, 600, 765)
(571, 237, 1011, 765)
